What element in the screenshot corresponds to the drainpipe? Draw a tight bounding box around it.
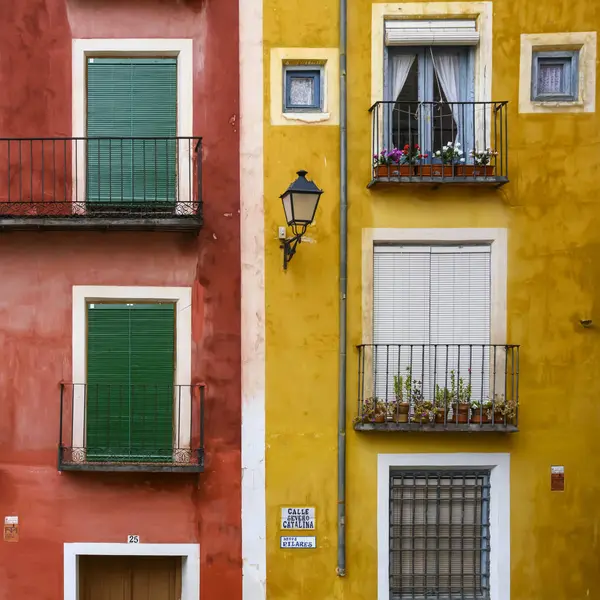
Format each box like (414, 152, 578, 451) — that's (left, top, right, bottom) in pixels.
(336, 0, 348, 578)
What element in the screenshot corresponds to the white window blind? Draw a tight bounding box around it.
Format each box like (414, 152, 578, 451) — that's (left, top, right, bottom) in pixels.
(373, 245, 491, 400)
(385, 19, 479, 46)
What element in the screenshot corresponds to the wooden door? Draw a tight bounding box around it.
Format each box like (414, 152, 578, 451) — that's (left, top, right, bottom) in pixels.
(79, 556, 181, 600)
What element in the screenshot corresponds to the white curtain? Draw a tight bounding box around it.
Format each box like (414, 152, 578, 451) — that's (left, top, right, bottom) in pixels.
(431, 52, 461, 143)
(391, 54, 415, 101)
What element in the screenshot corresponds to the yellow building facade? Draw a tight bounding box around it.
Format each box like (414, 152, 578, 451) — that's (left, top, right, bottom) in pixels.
(240, 1, 600, 599)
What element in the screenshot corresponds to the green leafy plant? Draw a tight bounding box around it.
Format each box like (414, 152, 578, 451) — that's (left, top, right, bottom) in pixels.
(410, 400, 436, 423)
(449, 369, 472, 405)
(404, 366, 423, 404)
(393, 375, 404, 402)
(470, 398, 493, 419)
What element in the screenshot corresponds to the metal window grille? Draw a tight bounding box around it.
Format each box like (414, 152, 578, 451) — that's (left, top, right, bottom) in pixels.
(390, 470, 491, 600)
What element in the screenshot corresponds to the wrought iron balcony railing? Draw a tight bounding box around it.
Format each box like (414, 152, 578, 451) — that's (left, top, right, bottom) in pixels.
(369, 101, 508, 186)
(58, 383, 205, 472)
(355, 344, 519, 431)
(0, 137, 202, 230)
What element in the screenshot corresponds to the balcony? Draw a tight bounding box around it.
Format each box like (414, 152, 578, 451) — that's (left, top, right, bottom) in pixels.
(0, 137, 202, 231)
(355, 344, 519, 432)
(369, 101, 508, 187)
(58, 383, 205, 472)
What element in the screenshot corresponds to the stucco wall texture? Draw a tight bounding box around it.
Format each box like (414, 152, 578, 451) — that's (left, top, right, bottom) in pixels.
(0, 1, 241, 599)
(264, 1, 600, 599)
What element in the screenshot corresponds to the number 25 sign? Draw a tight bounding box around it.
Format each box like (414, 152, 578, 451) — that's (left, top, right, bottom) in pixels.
(127, 535, 140, 544)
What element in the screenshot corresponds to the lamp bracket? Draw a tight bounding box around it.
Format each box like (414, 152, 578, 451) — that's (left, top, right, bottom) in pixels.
(281, 231, 304, 270)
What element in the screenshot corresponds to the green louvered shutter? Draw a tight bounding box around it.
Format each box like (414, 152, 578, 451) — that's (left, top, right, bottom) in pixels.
(86, 303, 175, 462)
(86, 58, 177, 206)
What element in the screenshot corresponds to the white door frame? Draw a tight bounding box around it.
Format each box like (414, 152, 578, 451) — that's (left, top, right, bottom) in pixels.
(64, 542, 200, 600)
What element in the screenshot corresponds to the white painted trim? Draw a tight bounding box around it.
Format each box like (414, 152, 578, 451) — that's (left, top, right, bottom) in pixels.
(72, 39, 194, 214)
(377, 453, 510, 600)
(240, 0, 266, 597)
(518, 31, 596, 114)
(362, 228, 507, 345)
(270, 47, 340, 126)
(64, 542, 199, 600)
(71, 286, 192, 457)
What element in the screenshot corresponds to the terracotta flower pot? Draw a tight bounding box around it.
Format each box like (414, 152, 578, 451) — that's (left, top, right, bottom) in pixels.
(471, 413, 491, 424)
(492, 411, 505, 424)
(455, 403, 470, 424)
(457, 165, 495, 177)
(394, 402, 410, 423)
(375, 164, 414, 178)
(374, 413, 386, 423)
(435, 409, 447, 424)
(419, 164, 455, 177)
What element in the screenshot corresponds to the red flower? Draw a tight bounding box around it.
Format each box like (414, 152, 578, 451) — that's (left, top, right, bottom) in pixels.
(404, 144, 410, 151)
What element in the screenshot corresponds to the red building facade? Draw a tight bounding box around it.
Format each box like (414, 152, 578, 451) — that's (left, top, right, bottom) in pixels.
(0, 1, 241, 599)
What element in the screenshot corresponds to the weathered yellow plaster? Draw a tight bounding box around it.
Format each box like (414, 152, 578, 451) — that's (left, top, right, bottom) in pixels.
(262, 0, 600, 598)
(270, 47, 340, 125)
(519, 32, 597, 114)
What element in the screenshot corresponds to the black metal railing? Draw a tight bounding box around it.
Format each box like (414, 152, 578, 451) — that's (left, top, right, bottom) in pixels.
(58, 383, 205, 472)
(369, 101, 508, 184)
(356, 344, 519, 431)
(0, 137, 202, 223)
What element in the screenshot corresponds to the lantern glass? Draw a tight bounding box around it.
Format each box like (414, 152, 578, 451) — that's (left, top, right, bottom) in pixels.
(280, 170, 323, 229)
(291, 192, 320, 224)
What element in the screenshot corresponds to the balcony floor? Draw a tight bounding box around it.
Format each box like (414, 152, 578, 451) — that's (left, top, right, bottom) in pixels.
(59, 461, 204, 473)
(354, 422, 518, 433)
(0, 215, 202, 231)
(368, 175, 509, 188)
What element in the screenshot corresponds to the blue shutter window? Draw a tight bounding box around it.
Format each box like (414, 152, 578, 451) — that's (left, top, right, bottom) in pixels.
(531, 50, 579, 102)
(284, 68, 322, 112)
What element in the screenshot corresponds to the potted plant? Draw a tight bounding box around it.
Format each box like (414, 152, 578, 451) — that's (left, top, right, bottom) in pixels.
(421, 141, 465, 177)
(373, 148, 411, 178)
(410, 399, 436, 424)
(401, 143, 428, 176)
(392, 374, 410, 423)
(494, 395, 518, 425)
(470, 399, 493, 424)
(373, 399, 387, 423)
(491, 394, 506, 424)
(449, 370, 472, 423)
(459, 148, 497, 177)
(434, 384, 450, 423)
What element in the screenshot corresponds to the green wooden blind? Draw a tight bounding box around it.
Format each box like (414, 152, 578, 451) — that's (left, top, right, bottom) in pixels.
(86, 58, 177, 205)
(86, 303, 175, 461)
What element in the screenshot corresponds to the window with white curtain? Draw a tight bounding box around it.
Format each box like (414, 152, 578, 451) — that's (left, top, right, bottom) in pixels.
(373, 245, 491, 401)
(386, 46, 475, 156)
(531, 50, 579, 102)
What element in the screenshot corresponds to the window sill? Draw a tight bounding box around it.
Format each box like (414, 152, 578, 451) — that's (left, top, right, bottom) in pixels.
(282, 111, 331, 124)
(532, 99, 584, 107)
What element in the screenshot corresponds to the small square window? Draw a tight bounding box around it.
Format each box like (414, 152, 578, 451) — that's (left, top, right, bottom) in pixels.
(284, 67, 322, 112)
(531, 50, 579, 102)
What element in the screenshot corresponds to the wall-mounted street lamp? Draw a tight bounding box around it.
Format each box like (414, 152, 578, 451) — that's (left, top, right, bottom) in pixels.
(280, 170, 323, 270)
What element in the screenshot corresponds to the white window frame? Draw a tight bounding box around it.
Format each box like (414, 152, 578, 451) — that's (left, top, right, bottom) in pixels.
(71, 285, 192, 461)
(377, 452, 510, 600)
(72, 39, 194, 214)
(64, 542, 200, 600)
